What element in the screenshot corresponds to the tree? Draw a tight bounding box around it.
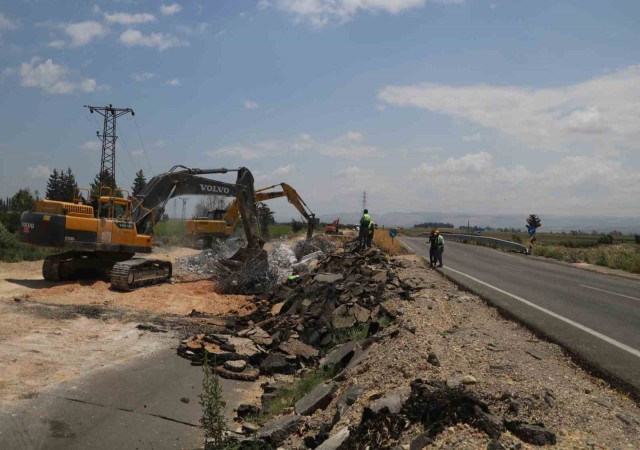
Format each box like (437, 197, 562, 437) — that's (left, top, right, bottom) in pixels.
(194, 195, 227, 218)
(526, 214, 542, 230)
(46, 169, 61, 200)
(131, 169, 147, 198)
(11, 188, 36, 212)
(90, 171, 121, 197)
(256, 202, 274, 240)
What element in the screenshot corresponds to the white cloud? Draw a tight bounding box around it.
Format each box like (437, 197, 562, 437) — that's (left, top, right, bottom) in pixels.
(461, 133, 482, 142)
(47, 39, 65, 49)
(244, 100, 259, 109)
(320, 132, 378, 159)
(131, 72, 155, 81)
(177, 23, 209, 34)
(26, 165, 52, 178)
(153, 139, 167, 148)
(378, 65, 640, 151)
(165, 78, 181, 86)
(18, 57, 100, 94)
(269, 0, 428, 27)
(299, 133, 311, 141)
(0, 12, 19, 31)
(160, 3, 183, 16)
(104, 12, 156, 25)
(119, 29, 189, 51)
(273, 165, 295, 176)
(81, 141, 101, 151)
(65, 21, 107, 47)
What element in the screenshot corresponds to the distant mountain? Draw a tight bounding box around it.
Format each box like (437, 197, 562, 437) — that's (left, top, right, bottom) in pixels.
(316, 211, 640, 233)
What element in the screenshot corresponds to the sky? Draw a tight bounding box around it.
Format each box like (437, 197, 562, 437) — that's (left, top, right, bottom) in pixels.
(1, 0, 639, 222)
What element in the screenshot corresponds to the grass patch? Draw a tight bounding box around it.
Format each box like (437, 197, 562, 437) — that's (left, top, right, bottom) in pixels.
(267, 224, 294, 239)
(154, 218, 187, 237)
(250, 366, 337, 425)
(533, 243, 640, 274)
(326, 323, 370, 351)
(373, 231, 406, 255)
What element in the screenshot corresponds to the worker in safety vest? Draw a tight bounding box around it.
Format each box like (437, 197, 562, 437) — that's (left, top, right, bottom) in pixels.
(366, 220, 375, 249)
(435, 230, 445, 267)
(359, 209, 372, 249)
(427, 229, 438, 268)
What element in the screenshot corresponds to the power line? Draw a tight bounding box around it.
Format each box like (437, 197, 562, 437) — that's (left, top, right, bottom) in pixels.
(132, 115, 155, 175)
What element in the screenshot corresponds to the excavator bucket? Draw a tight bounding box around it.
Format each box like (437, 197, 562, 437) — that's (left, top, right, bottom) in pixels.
(220, 247, 269, 271)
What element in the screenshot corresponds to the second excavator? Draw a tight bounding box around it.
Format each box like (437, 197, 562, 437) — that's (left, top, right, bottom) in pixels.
(19, 165, 266, 290)
(185, 182, 316, 247)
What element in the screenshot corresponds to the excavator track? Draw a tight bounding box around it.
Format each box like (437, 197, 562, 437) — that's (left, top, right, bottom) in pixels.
(110, 258, 172, 291)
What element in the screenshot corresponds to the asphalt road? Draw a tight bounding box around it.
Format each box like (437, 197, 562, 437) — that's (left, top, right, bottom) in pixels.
(401, 237, 640, 396)
(0, 347, 250, 450)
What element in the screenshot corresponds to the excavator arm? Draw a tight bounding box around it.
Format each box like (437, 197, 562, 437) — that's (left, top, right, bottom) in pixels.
(255, 183, 316, 240)
(132, 165, 260, 248)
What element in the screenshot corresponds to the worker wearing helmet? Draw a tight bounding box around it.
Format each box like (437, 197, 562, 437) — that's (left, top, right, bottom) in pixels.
(435, 230, 445, 267)
(359, 209, 372, 249)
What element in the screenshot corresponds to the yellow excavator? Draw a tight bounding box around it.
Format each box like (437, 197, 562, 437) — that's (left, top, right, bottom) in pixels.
(18, 166, 265, 290)
(185, 182, 315, 247)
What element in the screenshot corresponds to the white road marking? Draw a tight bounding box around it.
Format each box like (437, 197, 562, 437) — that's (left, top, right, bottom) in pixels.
(580, 284, 640, 302)
(500, 264, 524, 272)
(443, 266, 640, 359)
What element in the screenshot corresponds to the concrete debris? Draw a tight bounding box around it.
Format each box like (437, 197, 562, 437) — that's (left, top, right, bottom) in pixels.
(294, 381, 338, 416)
(314, 427, 350, 450)
(505, 421, 557, 446)
(255, 414, 305, 446)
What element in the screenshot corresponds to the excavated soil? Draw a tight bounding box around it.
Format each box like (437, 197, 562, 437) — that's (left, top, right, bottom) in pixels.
(284, 255, 640, 449)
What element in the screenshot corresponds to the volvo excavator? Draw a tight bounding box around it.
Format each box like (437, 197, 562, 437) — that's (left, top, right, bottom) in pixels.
(18, 166, 265, 290)
(185, 182, 316, 247)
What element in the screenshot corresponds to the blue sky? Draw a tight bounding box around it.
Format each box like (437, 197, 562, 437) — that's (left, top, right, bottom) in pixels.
(1, 0, 639, 221)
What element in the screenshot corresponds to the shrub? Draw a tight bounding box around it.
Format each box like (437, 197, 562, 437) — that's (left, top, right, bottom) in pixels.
(597, 235, 614, 245)
(634, 234, 640, 245)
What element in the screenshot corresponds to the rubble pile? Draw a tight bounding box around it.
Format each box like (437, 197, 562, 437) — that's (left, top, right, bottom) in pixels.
(294, 234, 338, 260)
(177, 241, 411, 379)
(175, 237, 245, 275)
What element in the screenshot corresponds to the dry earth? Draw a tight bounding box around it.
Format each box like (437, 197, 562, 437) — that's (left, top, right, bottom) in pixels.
(0, 246, 255, 411)
(285, 255, 640, 449)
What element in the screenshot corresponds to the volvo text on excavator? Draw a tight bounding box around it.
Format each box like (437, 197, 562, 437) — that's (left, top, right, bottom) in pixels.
(19, 166, 265, 290)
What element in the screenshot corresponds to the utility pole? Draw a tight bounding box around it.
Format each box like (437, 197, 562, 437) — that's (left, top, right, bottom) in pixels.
(181, 198, 188, 222)
(362, 190, 367, 211)
(172, 198, 178, 219)
(84, 104, 134, 191)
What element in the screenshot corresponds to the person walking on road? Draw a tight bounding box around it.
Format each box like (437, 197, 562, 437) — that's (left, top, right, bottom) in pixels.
(427, 229, 438, 268)
(435, 230, 445, 267)
(359, 209, 372, 249)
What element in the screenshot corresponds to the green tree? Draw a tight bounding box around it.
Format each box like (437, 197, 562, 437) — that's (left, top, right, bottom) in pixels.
(11, 188, 36, 212)
(131, 169, 147, 198)
(90, 171, 121, 197)
(61, 168, 78, 201)
(200, 352, 227, 450)
(256, 202, 274, 240)
(526, 214, 542, 229)
(45, 169, 62, 200)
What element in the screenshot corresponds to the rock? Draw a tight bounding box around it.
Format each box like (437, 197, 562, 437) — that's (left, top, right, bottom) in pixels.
(279, 338, 319, 360)
(505, 421, 556, 446)
(320, 341, 359, 369)
(228, 337, 262, 359)
(474, 406, 504, 439)
(427, 352, 440, 367)
(216, 365, 260, 382)
(353, 304, 371, 323)
(372, 271, 388, 283)
(294, 382, 338, 416)
(260, 353, 295, 374)
(256, 414, 305, 446)
(236, 404, 260, 418)
(487, 440, 507, 450)
(243, 327, 273, 347)
(332, 305, 357, 329)
(136, 323, 167, 333)
(180, 397, 190, 404)
(410, 433, 434, 450)
(446, 378, 461, 389)
(462, 375, 477, 385)
(224, 360, 248, 372)
(242, 422, 259, 434)
(333, 385, 365, 424)
(368, 387, 411, 415)
(314, 427, 350, 450)
(315, 273, 344, 284)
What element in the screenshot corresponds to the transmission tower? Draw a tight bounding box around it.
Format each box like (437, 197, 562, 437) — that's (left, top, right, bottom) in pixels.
(84, 104, 134, 191)
(362, 190, 367, 211)
(181, 198, 188, 222)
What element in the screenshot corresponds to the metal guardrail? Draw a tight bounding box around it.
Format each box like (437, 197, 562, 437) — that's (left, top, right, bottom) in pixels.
(416, 233, 529, 254)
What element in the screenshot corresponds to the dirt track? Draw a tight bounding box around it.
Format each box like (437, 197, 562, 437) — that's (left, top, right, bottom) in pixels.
(0, 246, 255, 409)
